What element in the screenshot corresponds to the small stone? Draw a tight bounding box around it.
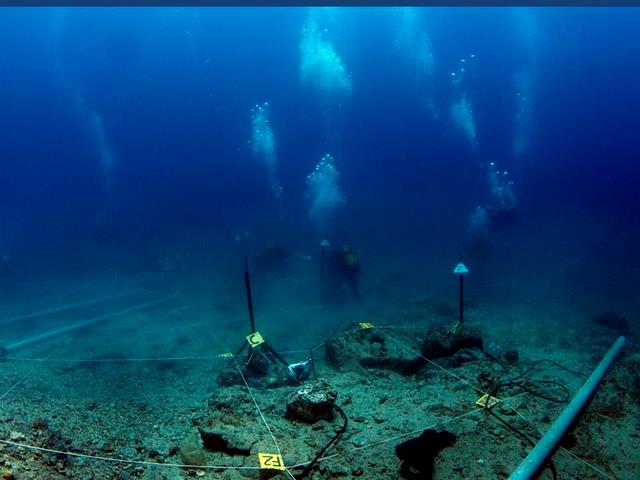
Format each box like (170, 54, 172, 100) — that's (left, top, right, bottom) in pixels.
(352, 438, 366, 448)
(178, 433, 205, 466)
(8, 432, 24, 441)
(147, 448, 161, 459)
(484, 341, 504, 360)
(167, 445, 179, 457)
(373, 414, 385, 424)
(327, 463, 349, 476)
(502, 349, 519, 365)
(30, 417, 49, 430)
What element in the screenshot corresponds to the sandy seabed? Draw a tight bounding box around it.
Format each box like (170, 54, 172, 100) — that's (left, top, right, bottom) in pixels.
(0, 268, 637, 480)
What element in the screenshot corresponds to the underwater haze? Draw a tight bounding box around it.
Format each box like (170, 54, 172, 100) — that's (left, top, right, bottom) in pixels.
(0, 7, 639, 306)
(0, 6, 639, 480)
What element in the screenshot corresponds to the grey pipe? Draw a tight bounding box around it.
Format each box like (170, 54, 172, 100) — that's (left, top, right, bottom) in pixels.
(1, 293, 178, 355)
(508, 335, 626, 480)
(0, 288, 144, 327)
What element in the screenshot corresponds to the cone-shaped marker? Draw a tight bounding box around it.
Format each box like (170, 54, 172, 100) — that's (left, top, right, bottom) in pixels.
(453, 260, 469, 330)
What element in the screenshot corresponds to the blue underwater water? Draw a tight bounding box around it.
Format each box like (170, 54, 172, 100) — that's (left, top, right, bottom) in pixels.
(0, 7, 640, 479)
(0, 6, 638, 310)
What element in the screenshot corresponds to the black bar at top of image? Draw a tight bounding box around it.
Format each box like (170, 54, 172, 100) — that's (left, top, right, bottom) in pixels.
(0, 0, 639, 6)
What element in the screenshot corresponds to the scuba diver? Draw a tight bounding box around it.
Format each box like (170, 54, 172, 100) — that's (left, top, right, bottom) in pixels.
(464, 163, 519, 261)
(486, 162, 518, 229)
(320, 241, 362, 300)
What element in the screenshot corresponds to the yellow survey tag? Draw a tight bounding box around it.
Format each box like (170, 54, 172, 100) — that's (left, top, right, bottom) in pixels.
(258, 453, 285, 471)
(475, 393, 500, 409)
(246, 331, 265, 348)
(358, 322, 375, 329)
(217, 352, 233, 358)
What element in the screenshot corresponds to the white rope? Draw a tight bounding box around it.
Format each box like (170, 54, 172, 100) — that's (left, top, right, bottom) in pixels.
(500, 388, 616, 480)
(375, 327, 487, 395)
(231, 356, 296, 480)
(201, 323, 296, 478)
(559, 447, 617, 480)
(2, 354, 227, 363)
(0, 327, 612, 480)
(0, 303, 617, 480)
(0, 337, 75, 402)
(290, 390, 533, 469)
(0, 440, 263, 470)
(0, 318, 263, 472)
(0, 362, 42, 402)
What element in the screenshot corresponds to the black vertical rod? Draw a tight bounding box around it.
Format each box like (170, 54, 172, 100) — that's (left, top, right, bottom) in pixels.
(244, 256, 256, 333)
(459, 275, 464, 324)
(262, 342, 291, 369)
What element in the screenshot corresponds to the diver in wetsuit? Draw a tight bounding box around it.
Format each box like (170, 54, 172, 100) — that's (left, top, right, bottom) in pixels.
(320, 242, 362, 300)
(464, 162, 519, 261)
(485, 161, 518, 229)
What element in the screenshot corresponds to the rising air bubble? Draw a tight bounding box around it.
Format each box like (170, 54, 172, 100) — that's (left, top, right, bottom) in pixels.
(251, 102, 283, 203)
(451, 95, 478, 150)
(91, 112, 115, 195)
(306, 153, 345, 234)
(300, 10, 352, 99)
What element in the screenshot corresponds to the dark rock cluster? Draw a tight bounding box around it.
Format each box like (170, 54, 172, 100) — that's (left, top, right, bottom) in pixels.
(198, 428, 254, 456)
(593, 311, 629, 336)
(421, 325, 483, 360)
(324, 322, 516, 376)
(325, 326, 423, 374)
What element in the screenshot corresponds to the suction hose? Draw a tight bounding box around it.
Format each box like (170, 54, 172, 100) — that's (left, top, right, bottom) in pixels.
(508, 335, 626, 480)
